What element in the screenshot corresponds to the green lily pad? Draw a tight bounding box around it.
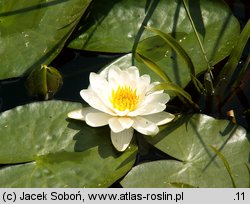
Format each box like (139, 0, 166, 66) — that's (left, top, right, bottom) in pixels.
(0, 101, 137, 187)
(68, 0, 239, 54)
(135, 21, 239, 87)
(0, 0, 91, 80)
(121, 114, 250, 187)
(74, 0, 240, 88)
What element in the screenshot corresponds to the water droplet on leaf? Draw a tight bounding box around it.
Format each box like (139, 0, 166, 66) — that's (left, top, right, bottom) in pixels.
(47, 136, 53, 141)
(34, 171, 41, 178)
(43, 169, 50, 175)
(35, 144, 41, 150)
(147, 20, 153, 27)
(127, 32, 134, 39)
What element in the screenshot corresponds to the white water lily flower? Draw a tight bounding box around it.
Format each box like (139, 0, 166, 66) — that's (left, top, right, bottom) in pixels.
(68, 65, 175, 151)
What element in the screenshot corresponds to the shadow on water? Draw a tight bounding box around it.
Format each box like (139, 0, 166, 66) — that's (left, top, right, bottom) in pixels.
(0, 0, 249, 188)
(0, 48, 122, 112)
(131, 0, 160, 65)
(51, 49, 123, 102)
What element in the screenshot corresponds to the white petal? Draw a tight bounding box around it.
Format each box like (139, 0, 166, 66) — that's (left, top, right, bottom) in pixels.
(85, 112, 111, 127)
(140, 74, 151, 85)
(108, 117, 125, 133)
(147, 81, 164, 93)
(135, 74, 151, 97)
(108, 66, 125, 88)
(67, 107, 97, 121)
(113, 108, 130, 117)
(118, 66, 140, 88)
(111, 128, 134, 152)
(80, 89, 115, 116)
(142, 112, 175, 126)
(142, 92, 170, 106)
(118, 117, 134, 129)
(128, 92, 170, 116)
(127, 66, 140, 82)
(108, 66, 140, 89)
(128, 103, 166, 116)
(108, 117, 134, 132)
(100, 64, 120, 79)
(89, 72, 109, 93)
(67, 109, 85, 121)
(132, 116, 159, 135)
(89, 73, 113, 109)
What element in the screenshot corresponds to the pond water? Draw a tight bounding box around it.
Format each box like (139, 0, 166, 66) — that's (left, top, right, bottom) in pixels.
(0, 0, 249, 188)
(0, 50, 121, 111)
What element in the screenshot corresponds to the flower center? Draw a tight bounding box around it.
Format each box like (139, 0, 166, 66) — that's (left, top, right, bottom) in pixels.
(110, 85, 139, 111)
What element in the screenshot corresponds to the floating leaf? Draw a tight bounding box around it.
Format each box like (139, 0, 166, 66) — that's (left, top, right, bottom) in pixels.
(136, 53, 171, 82)
(170, 182, 196, 188)
(136, 35, 173, 62)
(68, 0, 239, 53)
(68, 0, 239, 89)
(0, 101, 137, 187)
(146, 27, 195, 77)
(181, 0, 212, 71)
(246, 163, 250, 188)
(210, 145, 236, 188)
(121, 114, 250, 187)
(0, 0, 92, 79)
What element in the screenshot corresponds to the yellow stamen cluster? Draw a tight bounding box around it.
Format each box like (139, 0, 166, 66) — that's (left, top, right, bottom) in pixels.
(110, 85, 139, 111)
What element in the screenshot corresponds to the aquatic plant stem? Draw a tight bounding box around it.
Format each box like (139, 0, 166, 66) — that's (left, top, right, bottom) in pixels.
(182, 0, 213, 77)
